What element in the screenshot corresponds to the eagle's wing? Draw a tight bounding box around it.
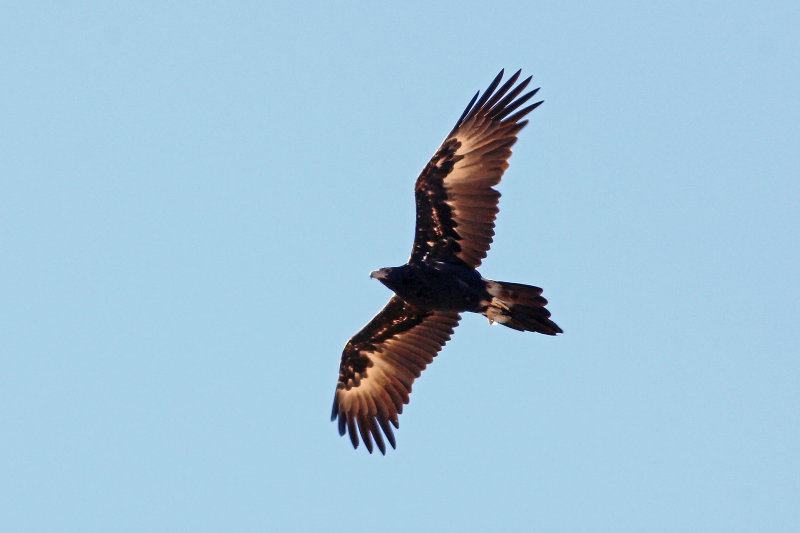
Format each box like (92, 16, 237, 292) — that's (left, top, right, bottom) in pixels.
(332, 296, 461, 454)
(411, 69, 542, 267)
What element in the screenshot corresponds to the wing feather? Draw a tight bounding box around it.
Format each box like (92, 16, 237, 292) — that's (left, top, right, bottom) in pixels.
(331, 296, 461, 453)
(411, 69, 543, 267)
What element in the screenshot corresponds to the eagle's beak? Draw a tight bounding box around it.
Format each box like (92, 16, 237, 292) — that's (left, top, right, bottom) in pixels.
(370, 269, 388, 280)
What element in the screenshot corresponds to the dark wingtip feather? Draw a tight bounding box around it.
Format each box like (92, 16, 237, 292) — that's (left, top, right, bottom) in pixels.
(347, 417, 359, 449)
(505, 100, 544, 124)
(358, 418, 374, 453)
(484, 69, 531, 110)
(493, 88, 540, 121)
(378, 418, 397, 449)
(456, 72, 542, 131)
(369, 418, 386, 455)
(484, 69, 523, 110)
(456, 91, 480, 127)
(469, 70, 506, 118)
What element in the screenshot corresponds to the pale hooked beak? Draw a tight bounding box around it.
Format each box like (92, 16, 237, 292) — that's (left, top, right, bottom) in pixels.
(370, 268, 389, 280)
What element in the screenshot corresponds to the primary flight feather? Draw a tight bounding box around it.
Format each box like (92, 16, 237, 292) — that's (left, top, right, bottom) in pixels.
(332, 69, 562, 454)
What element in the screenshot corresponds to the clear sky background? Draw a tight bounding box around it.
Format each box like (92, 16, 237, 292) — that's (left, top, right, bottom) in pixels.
(2, 1, 798, 532)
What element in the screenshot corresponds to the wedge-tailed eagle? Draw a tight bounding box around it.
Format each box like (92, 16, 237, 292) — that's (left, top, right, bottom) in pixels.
(332, 70, 562, 454)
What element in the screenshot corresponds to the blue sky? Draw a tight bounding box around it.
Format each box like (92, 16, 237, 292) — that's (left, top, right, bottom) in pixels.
(2, 1, 799, 531)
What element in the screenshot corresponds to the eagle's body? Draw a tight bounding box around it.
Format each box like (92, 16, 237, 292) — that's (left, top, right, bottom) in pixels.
(370, 262, 486, 312)
(332, 70, 562, 454)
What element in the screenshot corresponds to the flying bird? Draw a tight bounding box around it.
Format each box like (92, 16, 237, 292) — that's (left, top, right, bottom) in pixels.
(331, 69, 562, 454)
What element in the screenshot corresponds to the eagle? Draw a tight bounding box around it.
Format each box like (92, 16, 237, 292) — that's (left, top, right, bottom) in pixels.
(332, 70, 562, 454)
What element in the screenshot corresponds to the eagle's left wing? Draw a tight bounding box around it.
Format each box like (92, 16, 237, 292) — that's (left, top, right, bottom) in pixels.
(411, 69, 542, 268)
(332, 296, 461, 454)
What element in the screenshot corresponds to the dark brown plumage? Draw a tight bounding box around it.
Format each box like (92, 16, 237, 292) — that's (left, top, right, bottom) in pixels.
(332, 70, 561, 454)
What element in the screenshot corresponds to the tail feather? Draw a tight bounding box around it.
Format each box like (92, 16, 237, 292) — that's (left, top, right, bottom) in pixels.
(483, 280, 562, 335)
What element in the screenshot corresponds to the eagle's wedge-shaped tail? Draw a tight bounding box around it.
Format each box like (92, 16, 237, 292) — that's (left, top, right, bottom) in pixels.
(483, 280, 563, 335)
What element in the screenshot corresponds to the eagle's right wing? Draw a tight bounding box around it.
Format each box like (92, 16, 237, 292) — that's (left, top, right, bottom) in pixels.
(331, 296, 461, 454)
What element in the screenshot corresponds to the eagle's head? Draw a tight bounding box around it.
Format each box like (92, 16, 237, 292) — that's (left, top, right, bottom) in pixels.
(369, 267, 393, 281)
(369, 266, 410, 294)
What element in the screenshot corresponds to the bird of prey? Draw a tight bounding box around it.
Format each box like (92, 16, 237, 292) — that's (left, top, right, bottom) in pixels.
(331, 69, 562, 454)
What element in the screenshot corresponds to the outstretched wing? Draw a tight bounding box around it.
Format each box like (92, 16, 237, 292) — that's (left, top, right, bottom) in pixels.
(332, 296, 461, 454)
(412, 69, 542, 267)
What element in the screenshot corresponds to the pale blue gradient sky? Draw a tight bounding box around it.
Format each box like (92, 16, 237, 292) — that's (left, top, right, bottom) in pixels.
(2, 2, 799, 532)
